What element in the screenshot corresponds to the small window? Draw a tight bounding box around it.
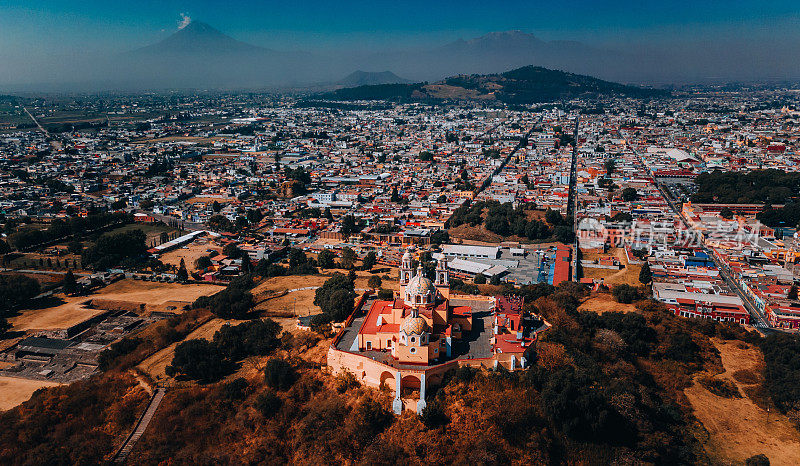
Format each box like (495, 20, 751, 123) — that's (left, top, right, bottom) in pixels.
(410, 347, 416, 354)
(410, 336, 416, 343)
(366, 341, 372, 350)
(434, 348, 438, 354)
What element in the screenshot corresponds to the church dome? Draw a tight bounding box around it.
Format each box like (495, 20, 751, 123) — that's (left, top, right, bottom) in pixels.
(401, 315, 429, 335)
(406, 273, 436, 297)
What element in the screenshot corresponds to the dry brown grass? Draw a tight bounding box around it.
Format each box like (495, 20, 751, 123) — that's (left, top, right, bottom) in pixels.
(685, 338, 800, 465)
(159, 241, 221, 271)
(448, 224, 504, 243)
(136, 317, 234, 382)
(252, 270, 400, 318)
(137, 315, 302, 383)
(10, 296, 107, 332)
(580, 247, 642, 287)
(577, 292, 639, 314)
(9, 280, 223, 332)
(0, 377, 62, 411)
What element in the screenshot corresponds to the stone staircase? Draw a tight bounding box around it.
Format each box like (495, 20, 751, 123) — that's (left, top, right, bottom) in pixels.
(113, 388, 166, 463)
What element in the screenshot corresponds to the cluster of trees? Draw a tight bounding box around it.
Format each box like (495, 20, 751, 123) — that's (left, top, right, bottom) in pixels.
(145, 159, 174, 177)
(611, 284, 644, 304)
(621, 187, 639, 202)
(484, 202, 551, 240)
(8, 212, 131, 250)
(340, 215, 365, 236)
(313, 273, 357, 325)
(207, 208, 265, 233)
(166, 319, 283, 383)
(0, 373, 148, 465)
(0, 274, 41, 334)
(757, 202, 800, 229)
(449, 201, 574, 243)
(284, 167, 312, 194)
(0, 276, 766, 465)
(760, 333, 800, 421)
(192, 276, 255, 319)
(323, 82, 427, 101)
(495, 65, 669, 104)
(317, 247, 377, 271)
(81, 229, 147, 270)
(692, 169, 800, 204)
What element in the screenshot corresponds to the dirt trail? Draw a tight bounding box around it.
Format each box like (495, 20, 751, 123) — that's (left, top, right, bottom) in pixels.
(685, 338, 800, 465)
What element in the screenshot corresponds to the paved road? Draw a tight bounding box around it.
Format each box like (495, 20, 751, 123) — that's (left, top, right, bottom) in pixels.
(622, 132, 772, 331)
(474, 124, 537, 197)
(568, 117, 580, 281)
(23, 106, 48, 135)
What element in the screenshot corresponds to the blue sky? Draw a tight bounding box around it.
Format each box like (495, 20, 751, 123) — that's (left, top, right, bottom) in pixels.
(1, 0, 798, 56)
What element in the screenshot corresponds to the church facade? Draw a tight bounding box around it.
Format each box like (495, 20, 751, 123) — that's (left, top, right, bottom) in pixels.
(327, 249, 541, 414)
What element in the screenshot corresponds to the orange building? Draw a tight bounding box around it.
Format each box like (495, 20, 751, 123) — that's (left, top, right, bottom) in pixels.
(328, 249, 543, 414)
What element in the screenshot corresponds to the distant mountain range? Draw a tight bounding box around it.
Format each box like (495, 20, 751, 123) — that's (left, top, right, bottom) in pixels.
(108, 24, 644, 90)
(6, 20, 797, 92)
(323, 66, 669, 103)
(336, 71, 411, 87)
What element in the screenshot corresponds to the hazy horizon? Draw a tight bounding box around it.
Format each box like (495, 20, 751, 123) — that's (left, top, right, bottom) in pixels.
(2, 1, 799, 91)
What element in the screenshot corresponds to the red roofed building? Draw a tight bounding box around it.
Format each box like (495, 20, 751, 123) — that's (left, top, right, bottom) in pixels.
(328, 249, 543, 414)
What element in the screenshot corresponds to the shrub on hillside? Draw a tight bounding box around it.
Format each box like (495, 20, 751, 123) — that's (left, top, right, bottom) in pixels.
(611, 284, 641, 304)
(698, 376, 741, 398)
(264, 358, 295, 390)
(255, 390, 282, 418)
(166, 339, 229, 383)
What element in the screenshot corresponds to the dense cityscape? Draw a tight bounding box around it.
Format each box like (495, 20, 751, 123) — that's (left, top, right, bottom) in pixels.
(1, 3, 800, 465)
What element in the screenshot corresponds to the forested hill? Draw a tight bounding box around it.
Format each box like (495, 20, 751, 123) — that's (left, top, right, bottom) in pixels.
(321, 66, 669, 103)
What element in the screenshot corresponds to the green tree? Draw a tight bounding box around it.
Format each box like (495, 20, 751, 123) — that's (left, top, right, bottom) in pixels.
(420, 399, 449, 428)
(611, 284, 640, 304)
(340, 247, 357, 269)
(604, 159, 616, 175)
(222, 243, 243, 259)
(212, 319, 282, 361)
(362, 251, 377, 270)
(255, 390, 282, 418)
(788, 285, 798, 301)
(621, 188, 639, 202)
(367, 275, 382, 289)
(207, 215, 233, 232)
(67, 239, 83, 255)
(314, 273, 357, 322)
(195, 255, 212, 270)
(474, 274, 487, 285)
(545, 209, 564, 226)
(61, 270, 80, 295)
(639, 262, 652, 284)
(166, 339, 229, 383)
(264, 358, 295, 390)
(317, 249, 336, 269)
(719, 207, 734, 220)
(341, 215, 362, 236)
(177, 258, 189, 281)
(554, 225, 575, 244)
